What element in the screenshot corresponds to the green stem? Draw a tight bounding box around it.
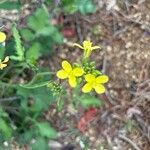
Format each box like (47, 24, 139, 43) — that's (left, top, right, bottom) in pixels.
(19, 81, 50, 89)
(0, 81, 17, 88)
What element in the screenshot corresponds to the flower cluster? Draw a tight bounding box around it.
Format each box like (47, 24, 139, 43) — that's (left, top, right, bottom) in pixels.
(47, 81, 63, 96)
(56, 40, 109, 94)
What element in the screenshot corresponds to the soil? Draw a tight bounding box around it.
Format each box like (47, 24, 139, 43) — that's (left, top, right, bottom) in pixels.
(47, 1, 150, 149)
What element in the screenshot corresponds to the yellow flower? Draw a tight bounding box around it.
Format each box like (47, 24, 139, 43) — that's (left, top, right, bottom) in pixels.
(0, 32, 6, 43)
(73, 40, 100, 58)
(82, 74, 109, 94)
(57, 60, 84, 87)
(0, 56, 9, 70)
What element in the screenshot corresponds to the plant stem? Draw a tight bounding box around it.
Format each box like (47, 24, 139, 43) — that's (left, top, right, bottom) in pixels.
(0, 81, 17, 88)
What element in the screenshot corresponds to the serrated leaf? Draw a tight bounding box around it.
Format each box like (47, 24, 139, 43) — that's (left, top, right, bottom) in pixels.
(11, 25, 25, 61)
(20, 28, 35, 41)
(26, 42, 42, 61)
(27, 8, 49, 31)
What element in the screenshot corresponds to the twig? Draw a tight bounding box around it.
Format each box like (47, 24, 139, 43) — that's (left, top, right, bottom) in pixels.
(118, 134, 141, 150)
(133, 114, 150, 142)
(102, 55, 117, 105)
(0, 96, 19, 102)
(102, 55, 107, 74)
(75, 14, 83, 42)
(124, 0, 130, 13)
(113, 26, 129, 37)
(105, 90, 117, 105)
(138, 79, 150, 87)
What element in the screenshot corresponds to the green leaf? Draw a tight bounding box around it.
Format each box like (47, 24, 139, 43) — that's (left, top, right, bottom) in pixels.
(26, 42, 42, 61)
(61, 0, 96, 14)
(80, 94, 103, 108)
(18, 130, 35, 144)
(0, 44, 5, 59)
(27, 8, 49, 31)
(0, 1, 21, 10)
(76, 0, 96, 15)
(11, 25, 25, 61)
(0, 118, 12, 140)
(17, 86, 55, 113)
(20, 28, 35, 41)
(35, 26, 63, 43)
(37, 122, 57, 138)
(31, 138, 49, 150)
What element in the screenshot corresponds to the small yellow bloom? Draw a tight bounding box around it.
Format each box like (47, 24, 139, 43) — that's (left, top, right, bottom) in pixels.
(74, 40, 100, 58)
(0, 56, 9, 70)
(0, 32, 6, 43)
(57, 60, 84, 87)
(82, 74, 109, 94)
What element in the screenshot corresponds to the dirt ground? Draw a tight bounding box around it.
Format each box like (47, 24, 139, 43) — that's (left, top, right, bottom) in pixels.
(1, 0, 150, 150)
(46, 1, 150, 149)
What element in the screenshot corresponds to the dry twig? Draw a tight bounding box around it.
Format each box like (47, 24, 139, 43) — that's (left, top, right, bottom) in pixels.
(118, 134, 141, 150)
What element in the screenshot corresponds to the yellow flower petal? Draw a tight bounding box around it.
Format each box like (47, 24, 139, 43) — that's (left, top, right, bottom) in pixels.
(0, 32, 6, 43)
(3, 56, 9, 63)
(68, 76, 76, 87)
(94, 84, 105, 94)
(83, 40, 92, 50)
(0, 63, 7, 70)
(73, 67, 84, 77)
(91, 46, 100, 50)
(57, 69, 68, 79)
(96, 75, 109, 84)
(62, 60, 72, 73)
(82, 83, 93, 93)
(73, 43, 84, 49)
(84, 74, 95, 82)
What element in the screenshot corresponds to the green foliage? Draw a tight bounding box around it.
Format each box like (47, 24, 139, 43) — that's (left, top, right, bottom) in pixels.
(80, 94, 103, 108)
(37, 122, 57, 138)
(0, 108, 12, 141)
(61, 0, 96, 15)
(0, 1, 21, 10)
(0, 118, 12, 140)
(11, 25, 25, 61)
(31, 138, 49, 150)
(0, 44, 5, 59)
(20, 7, 63, 63)
(18, 86, 54, 114)
(25, 42, 41, 62)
